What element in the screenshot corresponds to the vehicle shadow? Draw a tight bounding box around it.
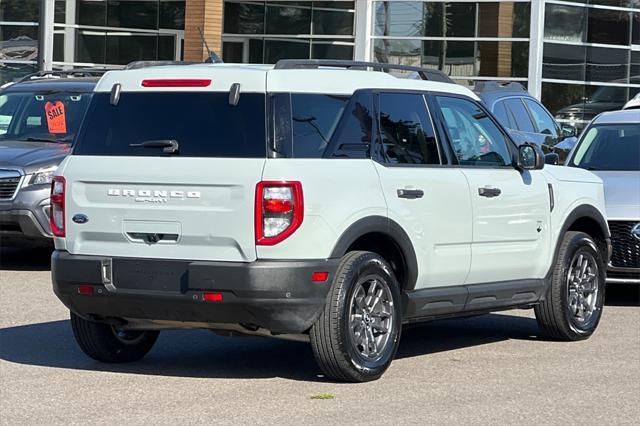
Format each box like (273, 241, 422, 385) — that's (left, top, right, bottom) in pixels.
(0, 313, 540, 382)
(0, 245, 52, 272)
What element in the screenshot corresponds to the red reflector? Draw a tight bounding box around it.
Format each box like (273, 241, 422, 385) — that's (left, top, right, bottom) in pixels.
(141, 79, 211, 88)
(264, 198, 293, 214)
(203, 292, 223, 302)
(77, 285, 94, 296)
(312, 272, 329, 282)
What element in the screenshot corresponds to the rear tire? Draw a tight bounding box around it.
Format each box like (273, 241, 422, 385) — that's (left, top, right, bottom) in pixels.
(70, 312, 159, 363)
(310, 251, 402, 382)
(535, 231, 605, 341)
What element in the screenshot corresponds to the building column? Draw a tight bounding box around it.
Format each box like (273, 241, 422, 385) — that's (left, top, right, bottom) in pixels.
(528, 0, 546, 99)
(64, 0, 76, 65)
(354, 0, 373, 61)
(183, 0, 224, 62)
(38, 0, 55, 70)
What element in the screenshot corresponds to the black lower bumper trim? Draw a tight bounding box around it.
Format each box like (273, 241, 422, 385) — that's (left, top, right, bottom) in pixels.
(52, 251, 339, 334)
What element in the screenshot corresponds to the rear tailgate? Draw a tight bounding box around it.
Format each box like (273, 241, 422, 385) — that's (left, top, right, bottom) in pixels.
(58, 66, 268, 262)
(60, 156, 264, 262)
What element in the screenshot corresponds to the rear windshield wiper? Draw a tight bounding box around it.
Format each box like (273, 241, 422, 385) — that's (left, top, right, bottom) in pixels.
(129, 139, 179, 154)
(21, 137, 71, 144)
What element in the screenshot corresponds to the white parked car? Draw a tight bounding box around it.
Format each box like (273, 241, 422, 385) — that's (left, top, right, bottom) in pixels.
(51, 60, 610, 382)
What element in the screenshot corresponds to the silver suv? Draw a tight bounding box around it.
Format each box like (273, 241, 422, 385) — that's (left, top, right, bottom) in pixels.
(0, 72, 99, 245)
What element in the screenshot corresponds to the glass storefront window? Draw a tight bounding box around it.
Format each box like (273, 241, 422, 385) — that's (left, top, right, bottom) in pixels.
(265, 5, 311, 35)
(477, 41, 529, 78)
(478, 2, 530, 38)
(311, 42, 353, 60)
(633, 13, 639, 45)
(107, 1, 159, 30)
(264, 39, 310, 63)
(0, 0, 40, 23)
(543, 43, 586, 81)
(0, 26, 39, 60)
(159, 1, 185, 29)
(76, 33, 106, 63)
(587, 9, 630, 45)
(586, 47, 629, 82)
(224, 2, 265, 34)
(223, 1, 355, 63)
(55, 0, 66, 24)
(78, 0, 107, 26)
(544, 4, 586, 43)
(313, 9, 353, 35)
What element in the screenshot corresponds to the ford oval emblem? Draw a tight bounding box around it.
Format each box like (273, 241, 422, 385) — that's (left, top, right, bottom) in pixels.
(72, 214, 89, 224)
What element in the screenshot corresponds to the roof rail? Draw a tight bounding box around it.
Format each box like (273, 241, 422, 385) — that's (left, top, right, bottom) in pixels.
(474, 81, 526, 93)
(16, 68, 109, 83)
(273, 59, 454, 84)
(125, 60, 201, 70)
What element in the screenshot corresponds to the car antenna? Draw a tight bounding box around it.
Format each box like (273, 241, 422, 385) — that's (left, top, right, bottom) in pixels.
(197, 26, 223, 64)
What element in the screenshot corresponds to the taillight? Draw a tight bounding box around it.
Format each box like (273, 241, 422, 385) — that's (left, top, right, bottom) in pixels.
(255, 181, 303, 245)
(50, 176, 65, 237)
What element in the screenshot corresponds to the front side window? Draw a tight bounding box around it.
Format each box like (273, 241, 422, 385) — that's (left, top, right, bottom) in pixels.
(493, 100, 514, 130)
(436, 96, 512, 166)
(524, 99, 558, 137)
(378, 92, 440, 165)
(570, 123, 640, 171)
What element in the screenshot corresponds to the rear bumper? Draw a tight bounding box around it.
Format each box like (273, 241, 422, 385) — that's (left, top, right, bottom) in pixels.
(52, 251, 339, 334)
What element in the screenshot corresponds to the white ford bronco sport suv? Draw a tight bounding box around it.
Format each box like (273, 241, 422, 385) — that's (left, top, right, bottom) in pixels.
(51, 60, 611, 382)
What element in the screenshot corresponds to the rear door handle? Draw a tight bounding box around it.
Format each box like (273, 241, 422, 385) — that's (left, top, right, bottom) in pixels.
(478, 187, 501, 198)
(397, 189, 424, 199)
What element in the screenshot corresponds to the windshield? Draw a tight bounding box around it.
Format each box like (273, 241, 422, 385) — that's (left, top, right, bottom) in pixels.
(570, 123, 640, 171)
(73, 92, 266, 157)
(0, 91, 92, 143)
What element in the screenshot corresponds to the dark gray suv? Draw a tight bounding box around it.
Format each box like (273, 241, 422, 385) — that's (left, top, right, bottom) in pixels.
(0, 72, 99, 245)
(475, 81, 579, 163)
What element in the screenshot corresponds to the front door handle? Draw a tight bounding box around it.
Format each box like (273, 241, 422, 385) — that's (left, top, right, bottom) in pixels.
(397, 189, 424, 199)
(478, 187, 501, 198)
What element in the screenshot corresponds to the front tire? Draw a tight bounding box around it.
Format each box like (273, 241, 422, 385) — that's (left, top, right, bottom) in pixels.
(70, 312, 159, 363)
(310, 251, 402, 382)
(535, 231, 605, 341)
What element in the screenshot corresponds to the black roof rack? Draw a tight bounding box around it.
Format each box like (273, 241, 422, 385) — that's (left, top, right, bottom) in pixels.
(473, 81, 526, 93)
(274, 59, 454, 84)
(125, 60, 202, 70)
(16, 68, 109, 83)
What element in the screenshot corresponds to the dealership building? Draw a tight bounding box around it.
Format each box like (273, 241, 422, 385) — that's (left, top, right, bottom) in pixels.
(1, 0, 639, 124)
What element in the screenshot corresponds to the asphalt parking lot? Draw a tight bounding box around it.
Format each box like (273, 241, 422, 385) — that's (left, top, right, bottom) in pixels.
(1, 246, 639, 425)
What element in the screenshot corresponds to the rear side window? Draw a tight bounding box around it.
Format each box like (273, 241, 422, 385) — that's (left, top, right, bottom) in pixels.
(74, 92, 266, 157)
(291, 94, 349, 158)
(378, 93, 440, 165)
(493, 100, 514, 129)
(524, 99, 558, 136)
(503, 98, 535, 133)
(271, 91, 373, 159)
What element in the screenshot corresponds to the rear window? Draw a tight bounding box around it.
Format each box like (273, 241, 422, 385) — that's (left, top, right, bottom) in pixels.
(74, 92, 266, 157)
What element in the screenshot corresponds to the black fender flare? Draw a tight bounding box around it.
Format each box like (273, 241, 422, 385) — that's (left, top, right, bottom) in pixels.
(546, 204, 610, 280)
(330, 216, 419, 290)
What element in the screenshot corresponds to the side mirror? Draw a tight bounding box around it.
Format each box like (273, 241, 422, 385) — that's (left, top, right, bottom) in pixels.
(517, 143, 545, 170)
(561, 124, 577, 138)
(545, 153, 560, 165)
